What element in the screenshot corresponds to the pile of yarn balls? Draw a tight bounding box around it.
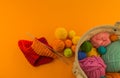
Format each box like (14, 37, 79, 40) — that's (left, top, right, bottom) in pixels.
(78, 32, 120, 78)
(51, 27, 80, 57)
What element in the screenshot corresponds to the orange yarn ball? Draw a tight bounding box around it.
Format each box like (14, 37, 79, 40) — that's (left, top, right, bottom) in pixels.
(110, 34, 118, 41)
(51, 39, 65, 52)
(65, 39, 72, 48)
(71, 45, 76, 53)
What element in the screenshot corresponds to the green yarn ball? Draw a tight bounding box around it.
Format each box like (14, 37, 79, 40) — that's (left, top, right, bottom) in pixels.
(80, 41, 92, 52)
(64, 48, 73, 57)
(102, 40, 120, 72)
(98, 46, 107, 55)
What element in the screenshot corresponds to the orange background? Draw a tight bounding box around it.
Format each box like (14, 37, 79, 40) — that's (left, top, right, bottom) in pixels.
(0, 0, 120, 78)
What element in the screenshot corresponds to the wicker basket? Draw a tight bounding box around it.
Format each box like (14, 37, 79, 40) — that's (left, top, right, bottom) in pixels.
(72, 22, 120, 78)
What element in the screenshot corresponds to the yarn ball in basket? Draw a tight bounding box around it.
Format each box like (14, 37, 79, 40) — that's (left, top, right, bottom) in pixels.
(72, 36, 80, 45)
(79, 56, 106, 78)
(102, 40, 120, 72)
(97, 46, 107, 55)
(87, 48, 100, 57)
(51, 39, 65, 52)
(109, 34, 118, 42)
(68, 30, 76, 39)
(80, 41, 93, 52)
(55, 27, 68, 40)
(78, 51, 87, 60)
(64, 39, 72, 48)
(64, 48, 73, 57)
(105, 73, 120, 78)
(90, 32, 111, 48)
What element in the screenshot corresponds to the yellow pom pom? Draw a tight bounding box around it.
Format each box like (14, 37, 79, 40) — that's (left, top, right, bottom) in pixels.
(87, 48, 100, 57)
(68, 30, 76, 39)
(55, 28, 68, 40)
(72, 36, 80, 45)
(51, 39, 65, 52)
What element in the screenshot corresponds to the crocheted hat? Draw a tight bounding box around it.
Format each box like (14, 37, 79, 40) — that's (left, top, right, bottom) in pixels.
(18, 37, 56, 66)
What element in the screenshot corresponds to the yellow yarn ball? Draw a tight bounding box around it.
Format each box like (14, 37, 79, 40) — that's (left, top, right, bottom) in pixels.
(68, 30, 76, 39)
(72, 36, 80, 45)
(87, 48, 100, 57)
(55, 28, 68, 40)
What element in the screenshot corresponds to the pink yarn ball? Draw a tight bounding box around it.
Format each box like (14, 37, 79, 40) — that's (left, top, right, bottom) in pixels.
(79, 56, 106, 78)
(90, 32, 111, 48)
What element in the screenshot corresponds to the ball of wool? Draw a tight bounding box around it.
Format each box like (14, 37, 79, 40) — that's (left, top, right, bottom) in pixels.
(106, 73, 120, 78)
(72, 36, 80, 45)
(68, 30, 76, 39)
(109, 34, 118, 42)
(71, 45, 76, 53)
(79, 56, 106, 78)
(102, 40, 120, 72)
(80, 41, 93, 52)
(78, 51, 87, 60)
(64, 48, 73, 57)
(64, 39, 72, 48)
(87, 48, 100, 57)
(100, 76, 106, 78)
(90, 32, 111, 48)
(51, 39, 65, 52)
(55, 28, 68, 40)
(97, 46, 107, 55)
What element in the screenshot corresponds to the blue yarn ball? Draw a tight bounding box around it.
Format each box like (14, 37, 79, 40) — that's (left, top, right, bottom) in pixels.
(97, 46, 107, 55)
(78, 51, 87, 60)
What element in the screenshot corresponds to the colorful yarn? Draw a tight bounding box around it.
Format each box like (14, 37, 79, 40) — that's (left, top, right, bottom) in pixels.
(102, 40, 120, 72)
(87, 48, 100, 57)
(105, 73, 120, 78)
(51, 39, 65, 52)
(109, 34, 118, 42)
(79, 56, 106, 78)
(68, 30, 76, 39)
(80, 41, 92, 52)
(64, 39, 72, 48)
(90, 32, 111, 48)
(64, 48, 73, 57)
(72, 36, 80, 45)
(97, 46, 107, 55)
(71, 45, 76, 53)
(100, 76, 106, 78)
(78, 51, 87, 60)
(55, 27, 68, 40)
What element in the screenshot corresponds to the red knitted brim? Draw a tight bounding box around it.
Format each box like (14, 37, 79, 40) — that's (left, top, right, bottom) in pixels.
(18, 37, 53, 66)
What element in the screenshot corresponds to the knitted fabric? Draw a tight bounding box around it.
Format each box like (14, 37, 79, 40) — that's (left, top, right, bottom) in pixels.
(90, 32, 111, 48)
(79, 56, 106, 78)
(102, 40, 120, 72)
(18, 37, 54, 66)
(31, 38, 57, 58)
